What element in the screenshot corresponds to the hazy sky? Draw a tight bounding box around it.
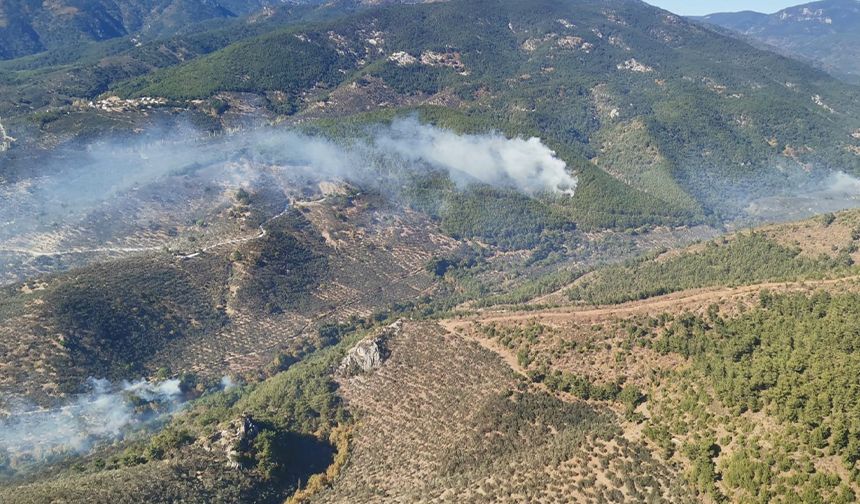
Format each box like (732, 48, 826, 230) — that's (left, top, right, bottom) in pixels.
(645, 1, 801, 16)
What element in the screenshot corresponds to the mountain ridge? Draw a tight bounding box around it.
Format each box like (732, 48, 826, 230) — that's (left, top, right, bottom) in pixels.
(696, 0, 860, 81)
(1, 0, 859, 224)
(5, 1, 860, 502)
(0, 0, 300, 60)
(110, 0, 860, 213)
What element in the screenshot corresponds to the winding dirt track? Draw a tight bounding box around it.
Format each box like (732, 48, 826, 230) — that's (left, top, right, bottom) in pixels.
(441, 274, 860, 330)
(0, 208, 290, 260)
(0, 244, 166, 257)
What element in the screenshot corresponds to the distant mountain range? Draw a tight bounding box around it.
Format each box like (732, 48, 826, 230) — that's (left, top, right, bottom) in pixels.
(0, 0, 297, 60)
(0, 0, 441, 60)
(696, 0, 860, 82)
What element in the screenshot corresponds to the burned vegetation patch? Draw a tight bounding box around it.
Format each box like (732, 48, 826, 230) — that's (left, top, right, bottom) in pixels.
(235, 210, 329, 315)
(44, 256, 229, 387)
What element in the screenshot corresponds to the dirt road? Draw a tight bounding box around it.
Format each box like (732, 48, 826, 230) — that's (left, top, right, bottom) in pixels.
(0, 208, 290, 260)
(441, 274, 860, 330)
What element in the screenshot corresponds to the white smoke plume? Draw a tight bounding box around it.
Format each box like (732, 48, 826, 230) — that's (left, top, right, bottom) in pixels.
(823, 171, 860, 195)
(212, 118, 577, 195)
(373, 119, 576, 194)
(0, 116, 14, 152)
(745, 171, 860, 222)
(0, 118, 574, 227)
(0, 118, 576, 270)
(220, 375, 237, 391)
(0, 378, 185, 471)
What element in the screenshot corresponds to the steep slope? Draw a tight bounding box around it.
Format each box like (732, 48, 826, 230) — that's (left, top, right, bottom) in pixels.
(113, 0, 860, 215)
(439, 209, 860, 503)
(0, 184, 461, 404)
(698, 0, 860, 82)
(4, 210, 859, 503)
(0, 0, 443, 61)
(0, 1, 362, 126)
(315, 322, 689, 503)
(0, 0, 284, 60)
(3, 0, 859, 222)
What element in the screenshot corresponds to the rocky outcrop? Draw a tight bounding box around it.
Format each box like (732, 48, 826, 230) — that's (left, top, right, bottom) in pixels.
(388, 51, 417, 66)
(557, 36, 593, 52)
(521, 33, 556, 52)
(617, 58, 653, 73)
(205, 413, 260, 469)
(0, 118, 14, 152)
(812, 94, 836, 113)
(338, 319, 402, 376)
(387, 50, 466, 74)
(78, 96, 167, 113)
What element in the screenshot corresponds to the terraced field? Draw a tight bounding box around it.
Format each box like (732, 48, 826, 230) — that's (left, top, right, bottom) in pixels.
(0, 193, 452, 406)
(428, 214, 860, 502)
(316, 322, 690, 503)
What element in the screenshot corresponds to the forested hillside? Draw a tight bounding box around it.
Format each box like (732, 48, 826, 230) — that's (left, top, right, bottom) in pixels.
(3, 2, 860, 502)
(433, 211, 860, 503)
(112, 0, 860, 214)
(2, 0, 859, 224)
(0, 0, 299, 60)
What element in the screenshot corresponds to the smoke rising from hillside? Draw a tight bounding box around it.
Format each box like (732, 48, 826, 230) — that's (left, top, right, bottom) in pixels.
(824, 171, 860, 194)
(0, 118, 574, 246)
(3, 118, 574, 211)
(0, 378, 184, 469)
(373, 119, 576, 194)
(231, 117, 576, 194)
(744, 171, 860, 221)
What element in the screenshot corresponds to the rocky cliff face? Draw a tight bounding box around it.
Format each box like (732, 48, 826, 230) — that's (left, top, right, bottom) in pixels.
(204, 413, 260, 469)
(0, 118, 13, 152)
(338, 319, 402, 376)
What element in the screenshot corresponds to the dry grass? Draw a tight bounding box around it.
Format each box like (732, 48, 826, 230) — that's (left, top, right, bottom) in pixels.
(760, 209, 860, 262)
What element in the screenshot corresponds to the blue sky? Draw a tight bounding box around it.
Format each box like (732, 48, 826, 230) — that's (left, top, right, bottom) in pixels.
(644, 1, 802, 16)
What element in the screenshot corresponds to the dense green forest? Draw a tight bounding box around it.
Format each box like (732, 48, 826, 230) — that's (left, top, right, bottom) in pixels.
(315, 108, 708, 234)
(118, 30, 353, 104)
(568, 232, 855, 304)
(0, 1, 356, 118)
(438, 187, 572, 249)
(642, 291, 860, 502)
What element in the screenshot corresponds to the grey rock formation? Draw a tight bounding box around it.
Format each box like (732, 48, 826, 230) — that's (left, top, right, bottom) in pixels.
(338, 319, 402, 376)
(205, 413, 260, 469)
(0, 118, 13, 152)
